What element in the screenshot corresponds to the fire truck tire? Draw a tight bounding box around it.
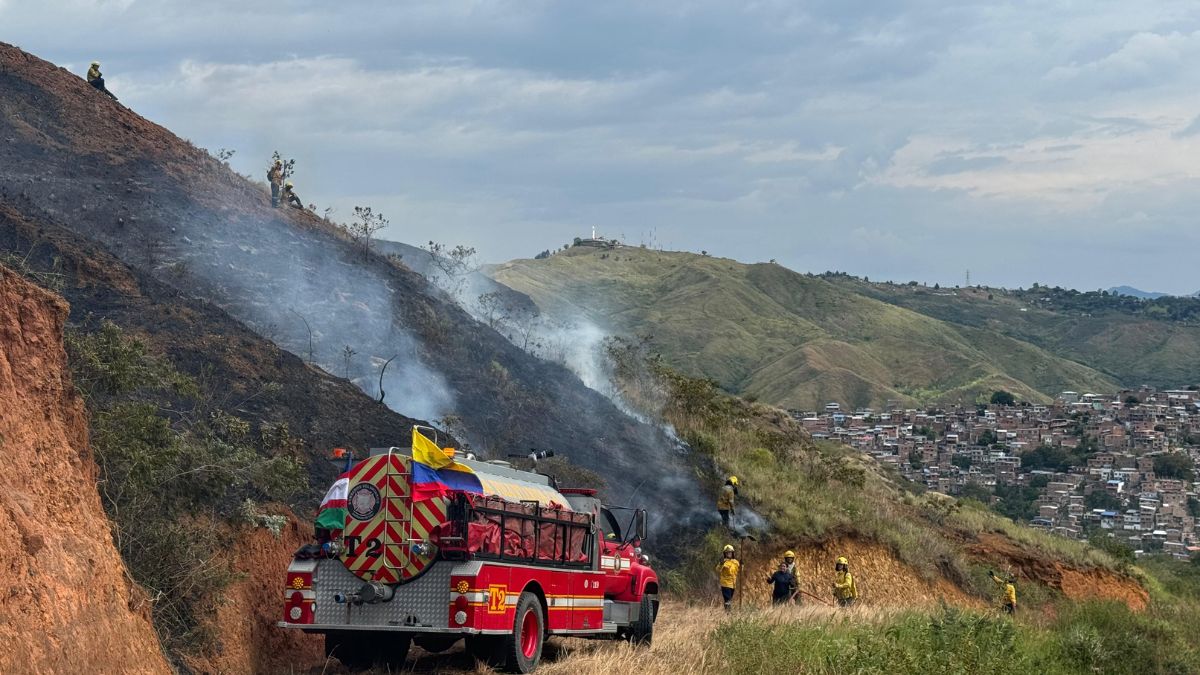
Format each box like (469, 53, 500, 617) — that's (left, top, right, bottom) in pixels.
(501, 592, 545, 673)
(627, 594, 656, 646)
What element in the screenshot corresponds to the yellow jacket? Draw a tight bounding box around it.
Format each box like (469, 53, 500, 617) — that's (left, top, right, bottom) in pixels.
(991, 574, 1016, 605)
(87, 65, 101, 82)
(716, 484, 736, 510)
(716, 558, 740, 589)
(834, 570, 858, 599)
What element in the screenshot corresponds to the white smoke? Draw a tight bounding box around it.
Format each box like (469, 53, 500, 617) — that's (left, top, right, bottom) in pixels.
(168, 222, 457, 425)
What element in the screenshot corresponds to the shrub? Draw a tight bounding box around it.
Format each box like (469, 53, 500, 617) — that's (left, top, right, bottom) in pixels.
(67, 322, 305, 655)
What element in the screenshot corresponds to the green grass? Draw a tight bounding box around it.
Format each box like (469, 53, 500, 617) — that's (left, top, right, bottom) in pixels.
(715, 601, 1200, 675)
(490, 247, 1120, 409)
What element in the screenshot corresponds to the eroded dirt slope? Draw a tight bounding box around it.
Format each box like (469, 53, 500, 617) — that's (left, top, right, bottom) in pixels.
(0, 265, 170, 674)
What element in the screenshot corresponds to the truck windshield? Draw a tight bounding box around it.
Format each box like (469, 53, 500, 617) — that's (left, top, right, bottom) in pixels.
(598, 507, 622, 542)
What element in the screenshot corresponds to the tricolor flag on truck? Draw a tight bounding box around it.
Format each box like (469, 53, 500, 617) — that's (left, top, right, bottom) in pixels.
(314, 472, 350, 531)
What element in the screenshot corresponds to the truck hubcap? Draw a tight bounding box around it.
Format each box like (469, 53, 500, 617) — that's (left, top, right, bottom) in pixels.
(520, 609, 539, 659)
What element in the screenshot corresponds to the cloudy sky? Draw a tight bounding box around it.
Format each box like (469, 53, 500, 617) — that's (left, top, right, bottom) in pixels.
(5, 1, 1200, 293)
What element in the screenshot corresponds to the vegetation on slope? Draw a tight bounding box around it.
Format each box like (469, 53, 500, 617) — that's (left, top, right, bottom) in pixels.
(826, 275, 1200, 389)
(490, 247, 1117, 409)
(603, 337, 1121, 603)
(66, 319, 306, 657)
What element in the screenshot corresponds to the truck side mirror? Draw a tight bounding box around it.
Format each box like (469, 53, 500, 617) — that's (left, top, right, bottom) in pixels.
(636, 509, 648, 542)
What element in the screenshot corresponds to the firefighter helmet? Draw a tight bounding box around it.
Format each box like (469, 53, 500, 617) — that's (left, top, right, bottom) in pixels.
(836, 556, 848, 565)
(784, 550, 796, 559)
(728, 475, 739, 485)
(723, 544, 735, 553)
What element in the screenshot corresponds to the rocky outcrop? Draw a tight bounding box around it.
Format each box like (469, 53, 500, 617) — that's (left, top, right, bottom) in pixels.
(0, 265, 170, 674)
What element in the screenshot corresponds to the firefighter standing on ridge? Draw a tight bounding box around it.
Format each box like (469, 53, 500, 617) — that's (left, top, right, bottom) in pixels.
(267, 159, 283, 207)
(86, 61, 118, 100)
(716, 475, 739, 528)
(990, 570, 1017, 614)
(715, 544, 740, 612)
(283, 180, 304, 209)
(832, 555, 858, 607)
(766, 561, 797, 605)
(782, 550, 801, 604)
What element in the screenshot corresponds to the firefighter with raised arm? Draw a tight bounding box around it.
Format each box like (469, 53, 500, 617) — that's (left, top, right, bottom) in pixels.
(766, 561, 796, 605)
(832, 555, 858, 607)
(715, 544, 740, 612)
(716, 475, 739, 528)
(990, 570, 1017, 614)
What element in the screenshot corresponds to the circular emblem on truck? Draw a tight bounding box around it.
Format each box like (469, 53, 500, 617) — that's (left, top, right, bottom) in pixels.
(348, 483, 382, 521)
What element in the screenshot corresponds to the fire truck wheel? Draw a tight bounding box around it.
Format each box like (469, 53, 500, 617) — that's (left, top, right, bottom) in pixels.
(627, 594, 656, 646)
(501, 591, 545, 673)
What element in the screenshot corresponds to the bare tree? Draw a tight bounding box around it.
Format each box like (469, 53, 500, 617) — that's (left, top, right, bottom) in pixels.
(377, 355, 397, 403)
(343, 206, 389, 261)
(422, 241, 478, 299)
(271, 151, 296, 182)
(477, 291, 511, 329)
(342, 345, 357, 379)
(289, 308, 314, 363)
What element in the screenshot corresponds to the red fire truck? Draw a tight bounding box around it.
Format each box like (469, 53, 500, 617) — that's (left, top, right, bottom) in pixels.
(279, 448, 659, 672)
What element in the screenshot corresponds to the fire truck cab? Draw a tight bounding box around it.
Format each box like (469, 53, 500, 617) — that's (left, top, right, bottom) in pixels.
(279, 449, 658, 673)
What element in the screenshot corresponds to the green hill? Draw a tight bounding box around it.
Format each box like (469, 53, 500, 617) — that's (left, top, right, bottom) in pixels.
(827, 277, 1200, 390)
(489, 247, 1119, 409)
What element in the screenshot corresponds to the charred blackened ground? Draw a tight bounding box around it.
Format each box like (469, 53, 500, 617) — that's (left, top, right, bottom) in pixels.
(0, 43, 705, 527)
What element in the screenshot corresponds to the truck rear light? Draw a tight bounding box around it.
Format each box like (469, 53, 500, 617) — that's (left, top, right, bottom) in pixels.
(284, 589, 315, 624)
(283, 561, 316, 624)
(286, 570, 313, 591)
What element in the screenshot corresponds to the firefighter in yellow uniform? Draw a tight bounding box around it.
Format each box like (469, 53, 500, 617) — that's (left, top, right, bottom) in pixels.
(715, 544, 740, 611)
(990, 570, 1016, 614)
(716, 476, 739, 528)
(832, 555, 858, 607)
(783, 550, 801, 604)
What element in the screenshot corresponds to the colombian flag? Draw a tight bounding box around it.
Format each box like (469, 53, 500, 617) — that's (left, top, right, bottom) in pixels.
(411, 428, 482, 501)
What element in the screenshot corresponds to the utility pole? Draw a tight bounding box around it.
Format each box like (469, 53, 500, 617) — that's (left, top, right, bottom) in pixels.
(966, 269, 971, 287)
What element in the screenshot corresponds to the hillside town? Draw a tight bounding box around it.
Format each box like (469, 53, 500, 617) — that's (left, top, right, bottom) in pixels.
(792, 387, 1200, 559)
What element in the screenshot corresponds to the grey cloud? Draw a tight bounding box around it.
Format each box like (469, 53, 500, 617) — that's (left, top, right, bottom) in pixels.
(925, 155, 1009, 176)
(4, 1, 1200, 293)
(1173, 114, 1200, 138)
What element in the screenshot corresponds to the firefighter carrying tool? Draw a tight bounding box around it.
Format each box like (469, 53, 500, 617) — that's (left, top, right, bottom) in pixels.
(280, 427, 659, 673)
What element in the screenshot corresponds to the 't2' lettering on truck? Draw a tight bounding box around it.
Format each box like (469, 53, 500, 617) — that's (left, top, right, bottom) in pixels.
(279, 440, 658, 673)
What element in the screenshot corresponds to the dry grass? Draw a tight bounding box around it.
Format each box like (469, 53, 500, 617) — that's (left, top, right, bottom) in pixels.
(537, 603, 725, 675)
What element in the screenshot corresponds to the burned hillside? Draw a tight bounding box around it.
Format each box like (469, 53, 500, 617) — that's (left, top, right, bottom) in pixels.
(0, 43, 701, 523)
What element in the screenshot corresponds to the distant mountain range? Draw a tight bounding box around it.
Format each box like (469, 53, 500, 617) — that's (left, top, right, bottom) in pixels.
(1107, 286, 1200, 299)
(489, 248, 1200, 409)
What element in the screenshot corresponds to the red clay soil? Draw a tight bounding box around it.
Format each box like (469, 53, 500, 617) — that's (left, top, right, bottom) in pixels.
(968, 533, 1148, 611)
(736, 537, 980, 608)
(0, 266, 170, 674)
(184, 509, 325, 675)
